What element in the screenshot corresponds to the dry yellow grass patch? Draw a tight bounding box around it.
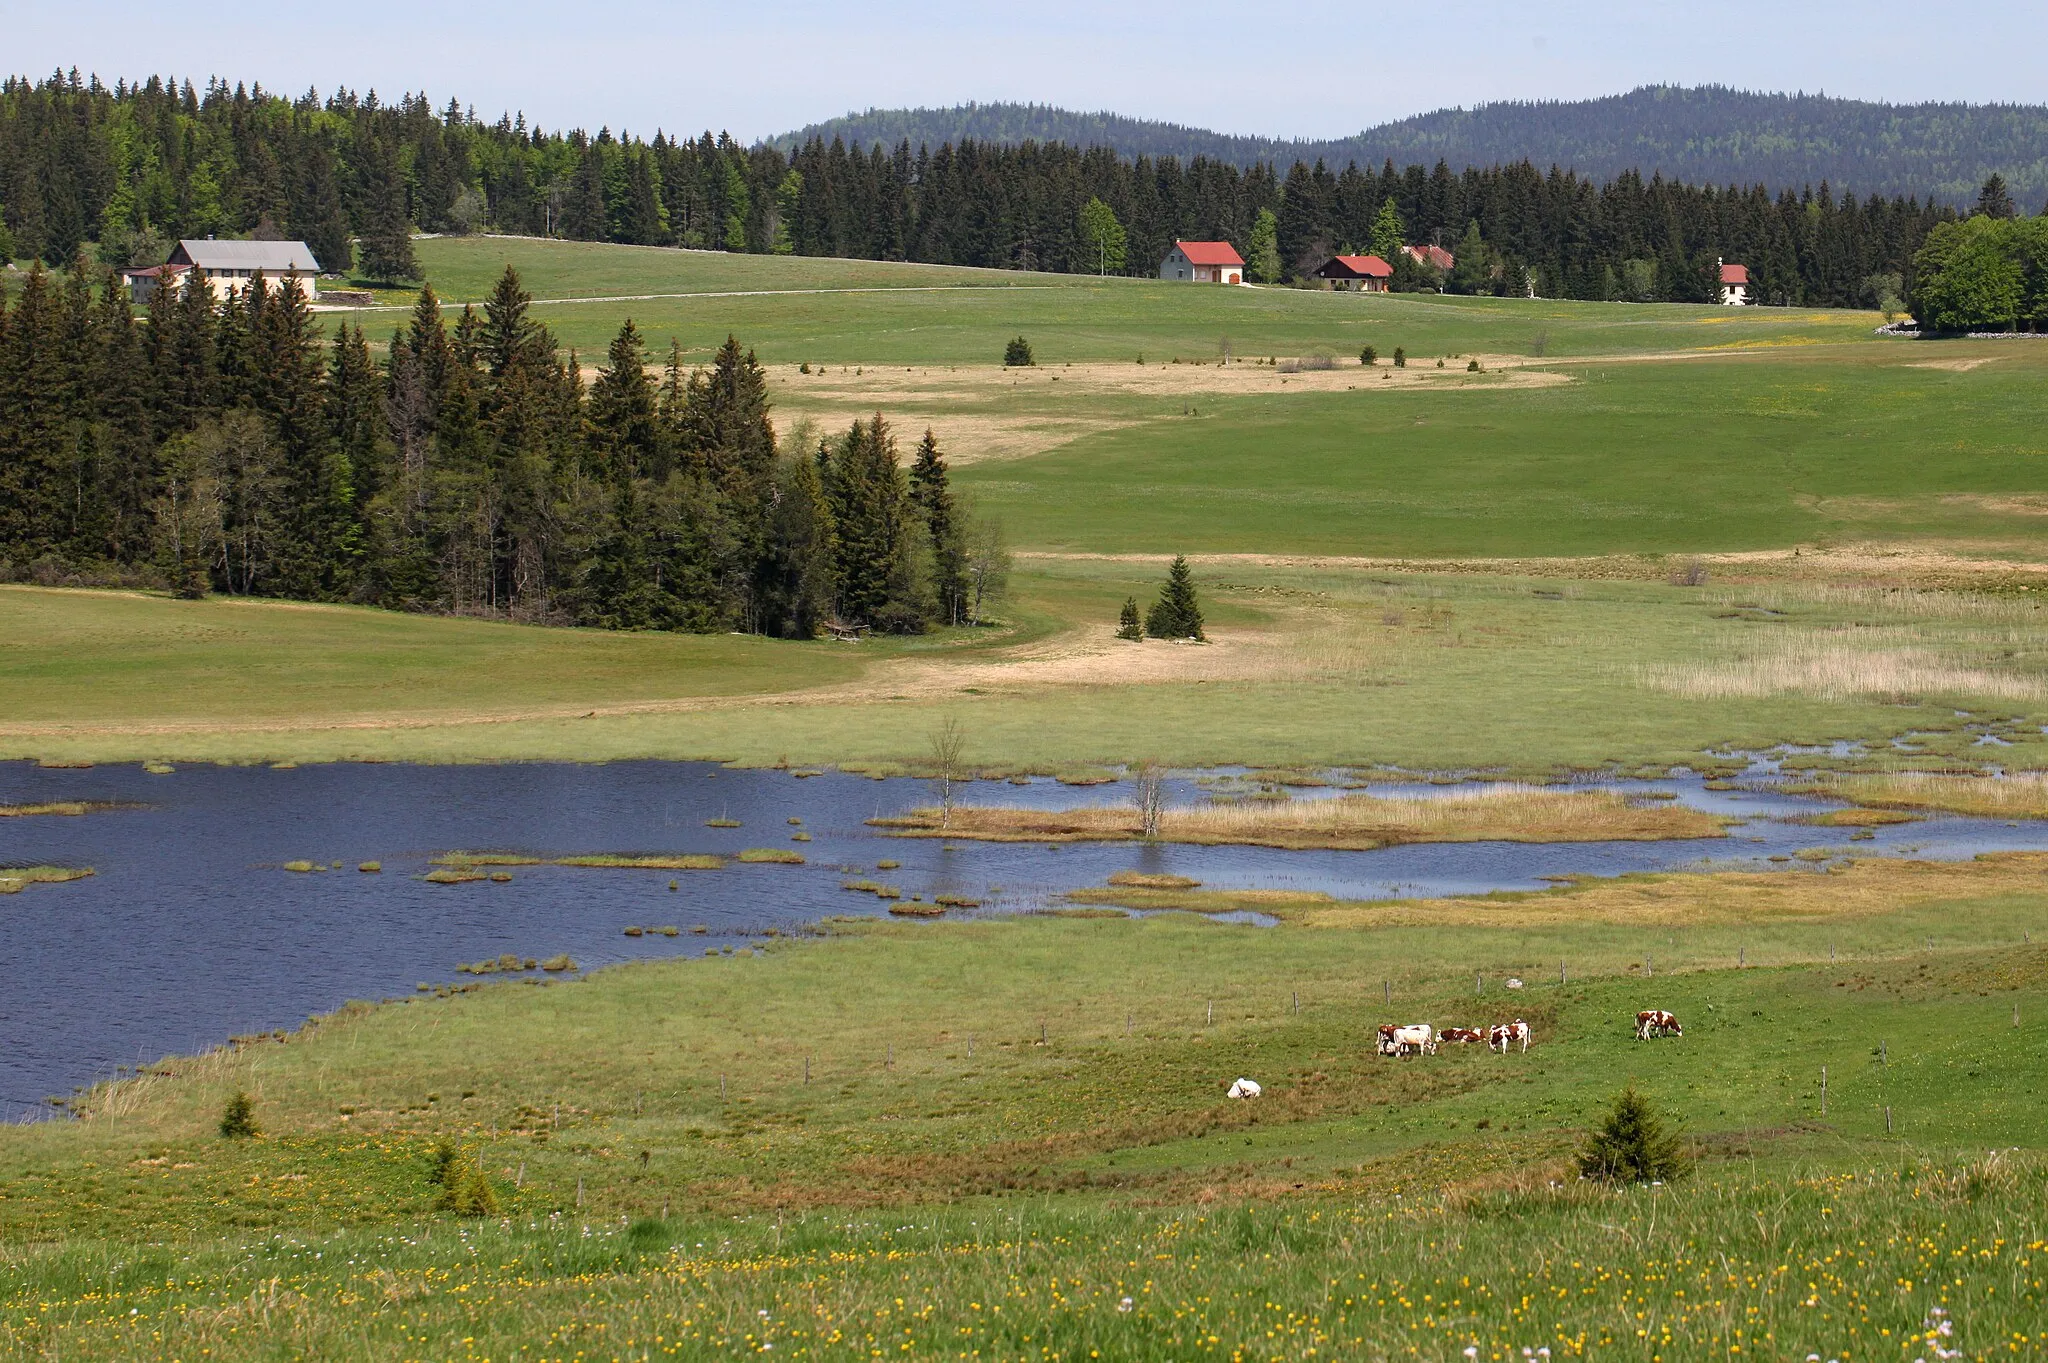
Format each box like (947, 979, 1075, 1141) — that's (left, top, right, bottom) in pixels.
(1294, 851, 2048, 931)
(1790, 771, 2048, 821)
(879, 786, 1722, 850)
(1638, 637, 2047, 703)
(766, 361, 1568, 465)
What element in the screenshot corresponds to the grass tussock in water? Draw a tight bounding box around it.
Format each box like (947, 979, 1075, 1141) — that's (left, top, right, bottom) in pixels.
(1108, 871, 1202, 890)
(0, 800, 128, 818)
(555, 854, 725, 870)
(431, 852, 544, 868)
(0, 866, 94, 894)
(738, 848, 806, 864)
(878, 787, 1723, 850)
(423, 869, 486, 884)
(1792, 770, 2048, 821)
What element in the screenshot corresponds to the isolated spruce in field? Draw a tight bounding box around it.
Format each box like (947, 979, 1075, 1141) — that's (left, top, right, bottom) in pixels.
(1144, 556, 1205, 641)
(1393, 346, 1407, 368)
(1004, 336, 1035, 367)
(1360, 345, 1377, 366)
(1116, 596, 1143, 640)
(428, 1140, 501, 1216)
(219, 1090, 258, 1139)
(1577, 1084, 1687, 1184)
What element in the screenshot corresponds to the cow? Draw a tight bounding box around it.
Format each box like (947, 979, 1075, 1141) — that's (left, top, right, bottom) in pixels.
(1226, 1077, 1262, 1099)
(1488, 1019, 1532, 1053)
(1439, 1027, 1486, 1044)
(1636, 1009, 1683, 1040)
(1378, 1023, 1436, 1056)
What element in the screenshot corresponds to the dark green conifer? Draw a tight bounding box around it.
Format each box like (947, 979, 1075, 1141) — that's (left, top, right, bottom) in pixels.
(1144, 555, 1204, 640)
(1116, 596, 1142, 640)
(1577, 1085, 1687, 1184)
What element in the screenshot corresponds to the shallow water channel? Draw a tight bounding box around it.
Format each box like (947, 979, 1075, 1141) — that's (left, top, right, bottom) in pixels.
(5, 758, 2047, 1120)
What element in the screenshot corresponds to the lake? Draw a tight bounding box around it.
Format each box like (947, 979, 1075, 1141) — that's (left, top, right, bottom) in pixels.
(5, 758, 2046, 1120)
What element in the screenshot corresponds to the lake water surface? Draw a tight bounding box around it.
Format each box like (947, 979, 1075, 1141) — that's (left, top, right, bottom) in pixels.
(5, 758, 2047, 1120)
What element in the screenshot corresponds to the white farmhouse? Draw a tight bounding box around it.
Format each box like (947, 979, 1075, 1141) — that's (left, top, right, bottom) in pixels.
(1719, 261, 1752, 306)
(1159, 241, 1245, 284)
(123, 239, 323, 304)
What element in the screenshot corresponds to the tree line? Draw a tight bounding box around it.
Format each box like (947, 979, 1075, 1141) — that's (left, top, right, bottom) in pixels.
(0, 69, 1964, 306)
(772, 88, 2048, 210)
(0, 260, 1004, 634)
(1908, 177, 2048, 332)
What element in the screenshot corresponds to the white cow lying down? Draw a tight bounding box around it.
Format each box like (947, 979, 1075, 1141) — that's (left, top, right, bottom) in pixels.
(1226, 1078, 1262, 1099)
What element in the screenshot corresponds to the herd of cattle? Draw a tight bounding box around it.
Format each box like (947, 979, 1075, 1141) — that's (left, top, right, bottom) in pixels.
(1373, 1010, 1684, 1057)
(1227, 1009, 1685, 1099)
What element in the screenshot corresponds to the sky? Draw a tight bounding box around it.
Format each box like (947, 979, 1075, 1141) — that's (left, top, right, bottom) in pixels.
(16, 0, 2048, 141)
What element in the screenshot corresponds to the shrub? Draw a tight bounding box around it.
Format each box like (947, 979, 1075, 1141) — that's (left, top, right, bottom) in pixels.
(1116, 596, 1143, 640)
(428, 1141, 501, 1216)
(1393, 347, 1407, 368)
(1577, 1084, 1687, 1184)
(1360, 345, 1377, 366)
(1003, 336, 1035, 367)
(219, 1091, 258, 1139)
(1467, 358, 1481, 372)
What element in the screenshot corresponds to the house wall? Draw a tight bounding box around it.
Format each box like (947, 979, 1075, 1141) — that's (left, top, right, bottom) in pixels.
(1159, 250, 1189, 281)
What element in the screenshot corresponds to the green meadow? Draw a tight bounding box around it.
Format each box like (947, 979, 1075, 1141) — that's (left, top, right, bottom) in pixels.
(7, 238, 2048, 1360)
(6, 856, 2048, 1358)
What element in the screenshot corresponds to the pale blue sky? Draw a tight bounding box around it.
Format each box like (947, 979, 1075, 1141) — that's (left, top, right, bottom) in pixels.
(18, 0, 2046, 141)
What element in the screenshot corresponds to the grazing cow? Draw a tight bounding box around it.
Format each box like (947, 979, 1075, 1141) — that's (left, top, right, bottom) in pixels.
(1439, 1027, 1486, 1044)
(1488, 1019, 1532, 1053)
(1378, 1023, 1436, 1056)
(1636, 1009, 1683, 1040)
(1226, 1077, 1262, 1099)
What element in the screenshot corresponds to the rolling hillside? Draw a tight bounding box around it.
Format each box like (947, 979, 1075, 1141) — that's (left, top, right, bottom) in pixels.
(769, 85, 2048, 206)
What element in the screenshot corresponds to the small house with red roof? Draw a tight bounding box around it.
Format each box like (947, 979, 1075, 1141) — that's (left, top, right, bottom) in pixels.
(1403, 244, 1455, 272)
(1719, 260, 1752, 306)
(1159, 241, 1245, 285)
(1313, 254, 1394, 292)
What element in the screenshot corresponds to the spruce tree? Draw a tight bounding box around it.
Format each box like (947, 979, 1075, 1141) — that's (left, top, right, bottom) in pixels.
(908, 428, 965, 625)
(585, 319, 659, 480)
(1577, 1084, 1687, 1184)
(1116, 596, 1142, 640)
(1369, 197, 1405, 262)
(1004, 336, 1034, 367)
(1246, 207, 1282, 284)
(1144, 555, 1204, 640)
(356, 137, 420, 283)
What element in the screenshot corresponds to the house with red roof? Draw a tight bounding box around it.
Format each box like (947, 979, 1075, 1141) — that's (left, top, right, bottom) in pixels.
(1312, 254, 1394, 292)
(1403, 244, 1455, 272)
(1719, 260, 1752, 306)
(1159, 241, 1245, 285)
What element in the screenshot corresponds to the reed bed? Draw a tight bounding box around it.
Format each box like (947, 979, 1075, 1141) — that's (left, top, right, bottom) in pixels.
(1639, 637, 2047, 702)
(1792, 769, 2048, 820)
(737, 848, 806, 864)
(877, 786, 1722, 850)
(0, 800, 124, 817)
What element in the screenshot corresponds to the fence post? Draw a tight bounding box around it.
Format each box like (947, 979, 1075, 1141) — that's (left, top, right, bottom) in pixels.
(1560, 960, 1567, 986)
(1383, 979, 1391, 1006)
(720, 1073, 726, 1101)
(1646, 955, 1653, 978)
(1292, 990, 1299, 1016)
(804, 1055, 810, 1084)
(1886, 1105, 1894, 1134)
(1207, 1000, 1214, 1027)
(1820, 1065, 1827, 1117)
(1739, 946, 1745, 967)
(1475, 971, 1482, 996)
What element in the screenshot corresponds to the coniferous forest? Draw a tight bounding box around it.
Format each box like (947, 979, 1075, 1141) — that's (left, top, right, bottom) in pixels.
(0, 261, 989, 635)
(0, 71, 1965, 306)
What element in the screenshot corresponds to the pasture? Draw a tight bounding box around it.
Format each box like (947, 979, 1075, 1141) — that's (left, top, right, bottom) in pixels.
(4, 853, 2047, 1357)
(7, 238, 2048, 1360)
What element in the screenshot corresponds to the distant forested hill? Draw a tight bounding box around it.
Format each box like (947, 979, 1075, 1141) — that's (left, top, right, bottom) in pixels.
(768, 87, 2048, 208)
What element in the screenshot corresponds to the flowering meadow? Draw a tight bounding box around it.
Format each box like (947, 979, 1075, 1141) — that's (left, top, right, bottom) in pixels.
(4, 858, 2047, 1359)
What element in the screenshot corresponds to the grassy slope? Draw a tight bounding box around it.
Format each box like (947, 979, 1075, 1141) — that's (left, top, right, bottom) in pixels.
(10, 566, 2048, 771)
(961, 347, 2048, 557)
(5, 855, 2047, 1356)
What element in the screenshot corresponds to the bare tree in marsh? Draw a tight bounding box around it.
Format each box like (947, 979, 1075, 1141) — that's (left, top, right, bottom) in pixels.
(1134, 762, 1166, 839)
(929, 717, 967, 828)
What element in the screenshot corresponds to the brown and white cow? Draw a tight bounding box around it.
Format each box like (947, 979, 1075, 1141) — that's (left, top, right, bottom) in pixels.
(1488, 1020, 1531, 1053)
(1439, 1027, 1486, 1045)
(1635, 1009, 1683, 1040)
(1377, 1023, 1436, 1056)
